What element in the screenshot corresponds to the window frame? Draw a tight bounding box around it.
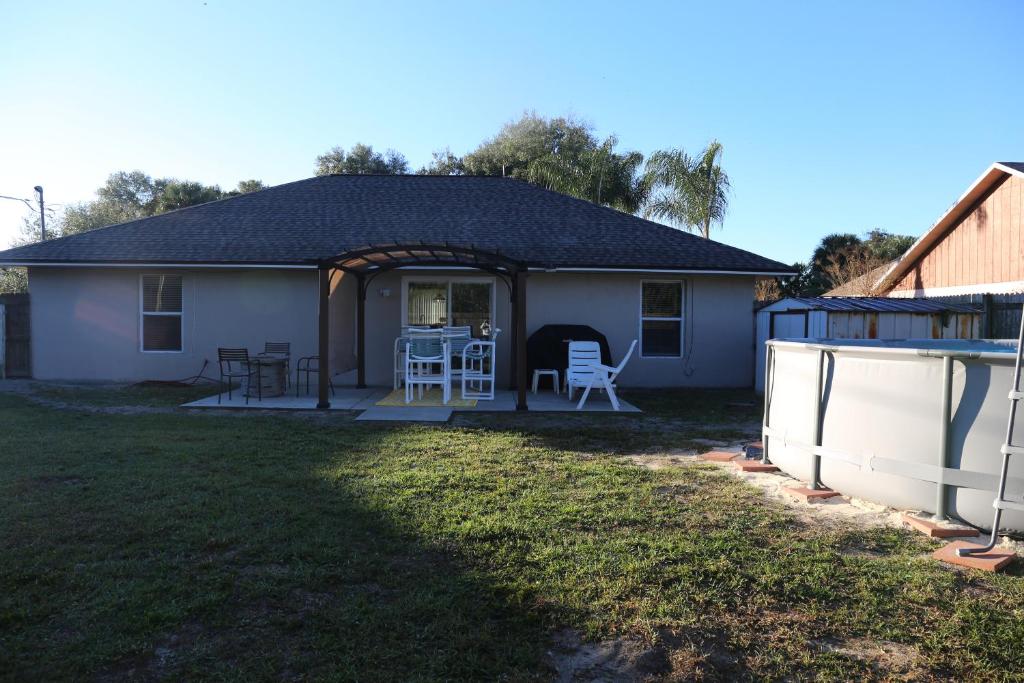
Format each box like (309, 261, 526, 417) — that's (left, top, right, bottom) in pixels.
(400, 275, 496, 334)
(639, 279, 685, 359)
(139, 273, 184, 354)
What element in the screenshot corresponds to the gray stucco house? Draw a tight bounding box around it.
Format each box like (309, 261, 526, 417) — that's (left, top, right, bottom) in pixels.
(0, 174, 792, 408)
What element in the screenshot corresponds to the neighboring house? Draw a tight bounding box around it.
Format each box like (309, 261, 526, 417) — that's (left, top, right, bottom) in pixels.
(875, 161, 1024, 336)
(822, 261, 894, 297)
(0, 175, 793, 404)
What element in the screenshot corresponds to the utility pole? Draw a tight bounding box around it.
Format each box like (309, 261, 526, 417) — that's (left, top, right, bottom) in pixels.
(34, 186, 46, 241)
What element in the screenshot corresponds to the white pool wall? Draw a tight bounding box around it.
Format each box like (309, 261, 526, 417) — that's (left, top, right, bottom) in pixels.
(764, 338, 1024, 533)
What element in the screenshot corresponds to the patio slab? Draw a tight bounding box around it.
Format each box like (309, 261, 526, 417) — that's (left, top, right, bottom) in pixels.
(182, 387, 386, 411)
(182, 385, 640, 414)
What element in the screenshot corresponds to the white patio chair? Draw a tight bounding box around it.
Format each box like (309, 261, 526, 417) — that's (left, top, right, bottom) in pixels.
(565, 341, 601, 401)
(570, 340, 638, 411)
(462, 339, 496, 400)
(445, 330, 473, 381)
(405, 333, 450, 404)
(394, 326, 434, 389)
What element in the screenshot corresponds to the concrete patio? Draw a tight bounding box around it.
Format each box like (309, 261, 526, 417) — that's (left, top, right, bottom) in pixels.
(181, 380, 640, 421)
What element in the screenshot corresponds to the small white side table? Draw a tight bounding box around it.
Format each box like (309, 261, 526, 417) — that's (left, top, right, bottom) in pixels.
(531, 369, 560, 394)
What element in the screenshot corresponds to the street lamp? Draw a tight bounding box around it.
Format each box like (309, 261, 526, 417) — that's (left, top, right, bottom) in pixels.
(34, 186, 45, 241)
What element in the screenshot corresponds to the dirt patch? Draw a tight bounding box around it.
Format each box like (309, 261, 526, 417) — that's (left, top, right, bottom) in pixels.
(96, 621, 206, 682)
(813, 636, 922, 676)
(28, 474, 85, 487)
(547, 629, 671, 682)
(632, 449, 912, 535)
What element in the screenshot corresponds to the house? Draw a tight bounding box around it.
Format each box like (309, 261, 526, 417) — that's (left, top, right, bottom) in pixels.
(0, 175, 792, 408)
(874, 162, 1024, 336)
(822, 261, 894, 297)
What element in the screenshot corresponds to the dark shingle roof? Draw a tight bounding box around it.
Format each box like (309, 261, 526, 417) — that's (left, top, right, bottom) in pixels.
(0, 175, 792, 273)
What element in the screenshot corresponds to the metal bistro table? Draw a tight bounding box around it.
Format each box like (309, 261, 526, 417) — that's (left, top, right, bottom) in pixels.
(245, 356, 287, 399)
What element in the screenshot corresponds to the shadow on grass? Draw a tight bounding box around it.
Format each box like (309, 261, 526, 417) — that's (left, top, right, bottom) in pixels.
(0, 401, 552, 680)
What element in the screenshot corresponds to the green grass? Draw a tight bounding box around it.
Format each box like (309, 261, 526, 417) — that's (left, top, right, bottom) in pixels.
(1, 387, 1023, 681)
(33, 381, 217, 408)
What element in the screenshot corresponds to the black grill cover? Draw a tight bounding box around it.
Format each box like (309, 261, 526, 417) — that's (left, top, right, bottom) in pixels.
(527, 324, 613, 378)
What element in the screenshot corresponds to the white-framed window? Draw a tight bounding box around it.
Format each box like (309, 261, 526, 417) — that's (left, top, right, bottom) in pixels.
(640, 280, 683, 358)
(401, 276, 495, 338)
(140, 274, 183, 353)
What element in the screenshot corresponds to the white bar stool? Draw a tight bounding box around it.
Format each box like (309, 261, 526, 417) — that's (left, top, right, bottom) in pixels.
(531, 369, 560, 394)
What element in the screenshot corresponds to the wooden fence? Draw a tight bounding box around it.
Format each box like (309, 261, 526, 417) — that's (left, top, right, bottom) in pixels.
(0, 293, 30, 378)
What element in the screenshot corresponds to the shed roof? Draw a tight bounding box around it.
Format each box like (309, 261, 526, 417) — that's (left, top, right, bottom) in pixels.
(0, 174, 793, 274)
(762, 296, 981, 313)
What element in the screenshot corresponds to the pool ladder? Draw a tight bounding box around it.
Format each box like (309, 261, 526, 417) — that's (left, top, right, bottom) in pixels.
(959, 305, 1024, 558)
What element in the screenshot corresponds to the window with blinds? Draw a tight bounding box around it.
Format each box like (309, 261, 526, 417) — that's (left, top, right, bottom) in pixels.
(141, 275, 183, 352)
(640, 281, 683, 357)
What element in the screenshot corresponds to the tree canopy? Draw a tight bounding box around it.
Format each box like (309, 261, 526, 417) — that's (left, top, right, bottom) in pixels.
(315, 143, 409, 176)
(43, 172, 265, 239)
(457, 113, 648, 212)
(759, 229, 917, 300)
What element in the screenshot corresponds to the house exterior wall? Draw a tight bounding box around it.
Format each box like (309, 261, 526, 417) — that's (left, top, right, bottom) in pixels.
(26, 267, 758, 389)
(27, 267, 319, 381)
(525, 272, 756, 388)
(889, 175, 1024, 296)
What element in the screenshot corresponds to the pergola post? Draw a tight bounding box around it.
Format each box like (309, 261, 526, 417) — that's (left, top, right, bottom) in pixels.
(316, 264, 331, 409)
(356, 273, 367, 389)
(514, 268, 528, 411)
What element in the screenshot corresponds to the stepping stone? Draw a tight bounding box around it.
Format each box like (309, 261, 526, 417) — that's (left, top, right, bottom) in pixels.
(734, 460, 779, 473)
(699, 450, 739, 462)
(783, 485, 841, 503)
(901, 513, 979, 539)
(933, 541, 1016, 572)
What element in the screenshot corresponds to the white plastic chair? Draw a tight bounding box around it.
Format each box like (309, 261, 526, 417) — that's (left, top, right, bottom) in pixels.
(394, 326, 434, 389)
(570, 340, 638, 411)
(405, 333, 450, 404)
(461, 339, 496, 400)
(565, 342, 601, 401)
(445, 330, 473, 381)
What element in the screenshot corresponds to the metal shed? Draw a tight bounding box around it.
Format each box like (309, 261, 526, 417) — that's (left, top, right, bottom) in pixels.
(754, 296, 982, 391)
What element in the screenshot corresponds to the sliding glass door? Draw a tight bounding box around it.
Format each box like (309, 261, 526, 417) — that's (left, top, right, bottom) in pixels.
(404, 279, 494, 338)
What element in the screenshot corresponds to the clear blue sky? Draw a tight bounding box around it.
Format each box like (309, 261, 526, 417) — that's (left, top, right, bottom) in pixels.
(2, 0, 1022, 264)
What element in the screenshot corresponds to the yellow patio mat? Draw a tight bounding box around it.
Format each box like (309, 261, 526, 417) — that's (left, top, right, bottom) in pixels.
(376, 388, 477, 408)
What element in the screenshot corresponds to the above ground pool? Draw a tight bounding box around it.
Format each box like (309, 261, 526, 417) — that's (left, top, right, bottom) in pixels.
(762, 338, 1023, 534)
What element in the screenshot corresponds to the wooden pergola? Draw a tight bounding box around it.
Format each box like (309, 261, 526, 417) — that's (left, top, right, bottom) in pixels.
(315, 243, 530, 410)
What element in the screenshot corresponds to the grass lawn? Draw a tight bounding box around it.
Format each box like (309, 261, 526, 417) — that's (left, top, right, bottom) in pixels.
(1, 386, 1023, 680)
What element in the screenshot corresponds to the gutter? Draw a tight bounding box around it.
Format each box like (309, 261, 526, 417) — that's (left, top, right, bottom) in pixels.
(1, 262, 798, 277)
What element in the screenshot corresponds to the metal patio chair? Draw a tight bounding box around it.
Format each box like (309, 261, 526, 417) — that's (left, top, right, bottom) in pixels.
(218, 347, 260, 405)
(258, 341, 291, 388)
(296, 355, 335, 398)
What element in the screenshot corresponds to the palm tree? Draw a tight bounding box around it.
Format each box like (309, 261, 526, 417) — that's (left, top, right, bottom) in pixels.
(642, 141, 730, 238)
(526, 136, 647, 213)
